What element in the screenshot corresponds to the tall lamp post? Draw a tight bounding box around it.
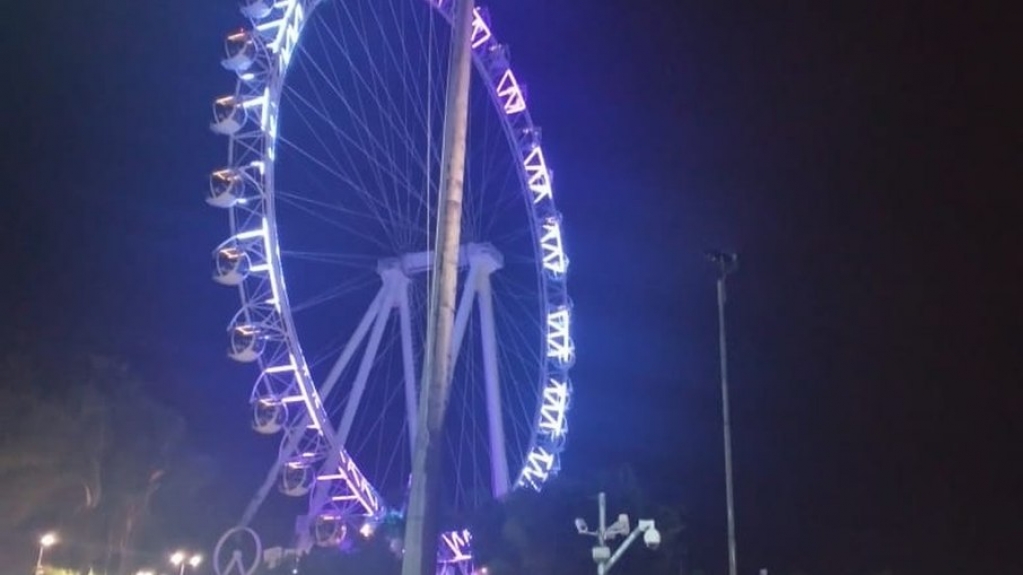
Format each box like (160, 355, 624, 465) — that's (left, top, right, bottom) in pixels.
(35, 532, 58, 575)
(170, 551, 203, 575)
(706, 250, 739, 575)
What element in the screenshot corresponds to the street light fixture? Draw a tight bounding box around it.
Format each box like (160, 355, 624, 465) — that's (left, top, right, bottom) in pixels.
(575, 493, 660, 575)
(170, 550, 203, 575)
(36, 532, 58, 574)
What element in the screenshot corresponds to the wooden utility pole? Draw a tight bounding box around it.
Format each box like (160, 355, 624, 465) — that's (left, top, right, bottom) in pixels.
(400, 1, 475, 574)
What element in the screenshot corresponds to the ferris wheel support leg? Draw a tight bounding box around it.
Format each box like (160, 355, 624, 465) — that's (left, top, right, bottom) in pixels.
(398, 279, 420, 463)
(320, 285, 391, 400)
(449, 263, 480, 374)
(238, 285, 390, 528)
(476, 271, 509, 497)
(336, 283, 398, 449)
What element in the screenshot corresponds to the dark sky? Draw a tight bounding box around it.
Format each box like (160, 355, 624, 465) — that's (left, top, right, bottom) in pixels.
(1, 1, 1019, 574)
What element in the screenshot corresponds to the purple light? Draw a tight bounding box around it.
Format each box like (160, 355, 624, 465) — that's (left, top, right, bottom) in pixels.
(470, 8, 492, 49)
(439, 529, 473, 563)
(495, 69, 526, 114)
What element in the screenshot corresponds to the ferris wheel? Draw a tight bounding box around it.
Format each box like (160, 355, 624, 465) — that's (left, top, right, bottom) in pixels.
(207, 0, 573, 571)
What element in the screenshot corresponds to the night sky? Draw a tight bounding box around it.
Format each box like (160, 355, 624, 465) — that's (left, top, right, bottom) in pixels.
(1, 1, 1019, 574)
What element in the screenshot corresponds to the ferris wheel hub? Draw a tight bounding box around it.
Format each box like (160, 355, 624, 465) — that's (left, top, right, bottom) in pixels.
(379, 243, 504, 277)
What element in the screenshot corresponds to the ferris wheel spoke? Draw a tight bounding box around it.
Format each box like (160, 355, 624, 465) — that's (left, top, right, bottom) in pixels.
(484, 227, 535, 252)
(464, 96, 503, 238)
(281, 250, 377, 267)
(280, 86, 414, 236)
(277, 188, 387, 222)
(283, 55, 422, 245)
(276, 190, 397, 253)
(281, 190, 430, 251)
(361, 1, 436, 175)
(448, 309, 511, 506)
(316, 284, 390, 404)
(495, 359, 544, 442)
(279, 187, 430, 250)
(334, 282, 396, 451)
(392, 1, 445, 231)
(314, 2, 434, 222)
(492, 298, 545, 384)
(275, 124, 390, 233)
(493, 293, 545, 350)
(290, 275, 378, 314)
(342, 333, 405, 454)
(303, 17, 420, 190)
(280, 74, 384, 209)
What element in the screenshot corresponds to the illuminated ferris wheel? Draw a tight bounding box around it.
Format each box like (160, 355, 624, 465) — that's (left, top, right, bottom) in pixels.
(207, 0, 574, 571)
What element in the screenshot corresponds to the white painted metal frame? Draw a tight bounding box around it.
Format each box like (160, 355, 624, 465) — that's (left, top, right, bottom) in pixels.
(208, 0, 575, 568)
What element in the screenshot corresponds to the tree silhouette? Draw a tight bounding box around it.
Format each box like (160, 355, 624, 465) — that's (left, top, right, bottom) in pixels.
(0, 350, 209, 575)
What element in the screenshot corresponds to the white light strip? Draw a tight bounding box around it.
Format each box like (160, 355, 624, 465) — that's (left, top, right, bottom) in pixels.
(523, 146, 553, 203)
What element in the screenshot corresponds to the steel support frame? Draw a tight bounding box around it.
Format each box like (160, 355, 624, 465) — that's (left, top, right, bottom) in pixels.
(295, 245, 508, 552)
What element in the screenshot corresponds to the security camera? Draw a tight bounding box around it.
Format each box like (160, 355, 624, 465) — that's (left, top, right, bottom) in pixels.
(574, 518, 589, 534)
(606, 514, 630, 538)
(643, 527, 661, 550)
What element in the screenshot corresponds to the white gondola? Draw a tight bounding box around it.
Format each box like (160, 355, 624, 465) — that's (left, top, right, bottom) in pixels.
(228, 322, 265, 362)
(207, 168, 250, 208)
(222, 30, 257, 72)
(280, 462, 314, 497)
(252, 398, 287, 434)
(211, 96, 245, 135)
(313, 517, 347, 547)
(240, 0, 274, 20)
(213, 244, 251, 286)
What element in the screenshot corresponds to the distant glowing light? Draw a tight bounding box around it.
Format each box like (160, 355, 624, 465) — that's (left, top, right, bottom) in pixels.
(40, 533, 58, 547)
(170, 551, 202, 571)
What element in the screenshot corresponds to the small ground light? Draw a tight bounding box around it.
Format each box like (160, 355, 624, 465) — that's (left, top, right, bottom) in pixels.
(36, 532, 59, 574)
(171, 550, 203, 575)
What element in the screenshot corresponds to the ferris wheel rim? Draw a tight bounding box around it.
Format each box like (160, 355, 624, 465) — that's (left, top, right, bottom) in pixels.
(209, 0, 574, 559)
